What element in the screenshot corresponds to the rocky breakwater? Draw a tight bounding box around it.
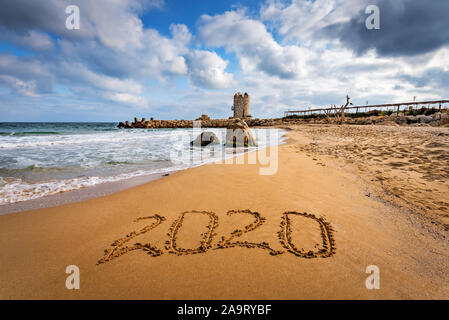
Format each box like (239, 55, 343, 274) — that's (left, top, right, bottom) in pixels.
(117, 115, 289, 129)
(344, 111, 449, 127)
(280, 110, 449, 127)
(118, 117, 194, 128)
(388, 112, 449, 127)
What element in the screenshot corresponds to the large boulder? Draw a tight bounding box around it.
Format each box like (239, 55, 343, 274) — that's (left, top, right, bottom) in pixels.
(417, 115, 433, 123)
(430, 112, 449, 126)
(406, 115, 419, 124)
(393, 115, 407, 125)
(363, 117, 374, 125)
(190, 132, 220, 147)
(431, 112, 442, 120)
(225, 119, 258, 147)
(377, 120, 399, 127)
(195, 114, 211, 121)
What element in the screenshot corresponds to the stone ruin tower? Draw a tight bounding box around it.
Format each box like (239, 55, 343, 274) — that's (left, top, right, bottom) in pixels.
(232, 92, 250, 118)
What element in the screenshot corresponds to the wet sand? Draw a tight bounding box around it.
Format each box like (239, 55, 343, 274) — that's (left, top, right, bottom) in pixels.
(0, 125, 447, 299)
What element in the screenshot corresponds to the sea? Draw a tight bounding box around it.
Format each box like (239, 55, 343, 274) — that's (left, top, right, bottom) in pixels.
(0, 122, 286, 205)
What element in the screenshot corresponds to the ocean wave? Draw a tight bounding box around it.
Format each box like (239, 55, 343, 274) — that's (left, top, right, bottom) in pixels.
(0, 130, 190, 149)
(0, 131, 62, 136)
(94, 128, 119, 132)
(0, 165, 72, 175)
(105, 160, 133, 165)
(0, 135, 147, 149)
(0, 166, 182, 205)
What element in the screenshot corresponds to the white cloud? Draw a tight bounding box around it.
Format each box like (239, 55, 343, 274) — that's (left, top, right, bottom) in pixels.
(0, 54, 53, 95)
(59, 61, 143, 94)
(186, 50, 233, 89)
(170, 24, 192, 46)
(198, 10, 307, 79)
(0, 29, 53, 51)
(81, 0, 147, 51)
(140, 26, 190, 78)
(0, 0, 165, 50)
(0, 75, 38, 96)
(105, 92, 149, 108)
(260, 0, 363, 45)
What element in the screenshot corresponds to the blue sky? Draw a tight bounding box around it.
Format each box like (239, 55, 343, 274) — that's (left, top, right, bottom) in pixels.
(141, 0, 262, 33)
(0, 0, 448, 122)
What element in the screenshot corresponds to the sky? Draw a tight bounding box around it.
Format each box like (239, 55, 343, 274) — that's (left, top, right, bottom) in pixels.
(0, 0, 448, 122)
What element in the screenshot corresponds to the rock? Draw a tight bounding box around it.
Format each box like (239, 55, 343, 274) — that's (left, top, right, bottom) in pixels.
(363, 118, 373, 125)
(190, 132, 220, 147)
(406, 115, 418, 124)
(411, 123, 431, 127)
(196, 114, 211, 121)
(377, 120, 399, 127)
(117, 122, 126, 128)
(417, 115, 433, 123)
(432, 112, 441, 120)
(374, 116, 388, 123)
(394, 115, 407, 125)
(225, 119, 257, 147)
(133, 121, 145, 128)
(440, 113, 449, 125)
(355, 118, 366, 125)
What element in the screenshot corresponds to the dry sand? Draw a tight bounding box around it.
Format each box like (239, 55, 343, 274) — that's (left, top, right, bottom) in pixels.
(0, 125, 448, 299)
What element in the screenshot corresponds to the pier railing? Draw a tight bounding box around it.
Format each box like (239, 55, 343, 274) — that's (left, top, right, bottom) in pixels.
(284, 100, 449, 118)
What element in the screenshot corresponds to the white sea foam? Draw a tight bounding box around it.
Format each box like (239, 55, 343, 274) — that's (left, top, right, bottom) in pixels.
(0, 167, 177, 205)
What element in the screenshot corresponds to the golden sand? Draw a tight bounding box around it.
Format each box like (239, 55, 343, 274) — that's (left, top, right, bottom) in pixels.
(0, 125, 448, 299)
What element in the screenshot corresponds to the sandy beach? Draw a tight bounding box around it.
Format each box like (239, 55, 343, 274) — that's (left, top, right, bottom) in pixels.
(0, 125, 448, 299)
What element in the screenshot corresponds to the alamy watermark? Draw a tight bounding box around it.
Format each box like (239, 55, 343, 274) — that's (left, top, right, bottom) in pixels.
(365, 5, 380, 30)
(365, 265, 380, 289)
(65, 5, 80, 30)
(65, 264, 80, 290)
(168, 122, 280, 175)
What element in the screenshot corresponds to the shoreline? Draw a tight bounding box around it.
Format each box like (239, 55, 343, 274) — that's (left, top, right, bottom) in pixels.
(0, 125, 447, 299)
(0, 172, 169, 215)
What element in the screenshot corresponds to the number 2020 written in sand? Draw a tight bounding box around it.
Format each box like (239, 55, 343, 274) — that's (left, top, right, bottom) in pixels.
(97, 210, 336, 265)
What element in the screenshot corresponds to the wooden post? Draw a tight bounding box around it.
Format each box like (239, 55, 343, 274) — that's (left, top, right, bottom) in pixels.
(396, 105, 400, 115)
